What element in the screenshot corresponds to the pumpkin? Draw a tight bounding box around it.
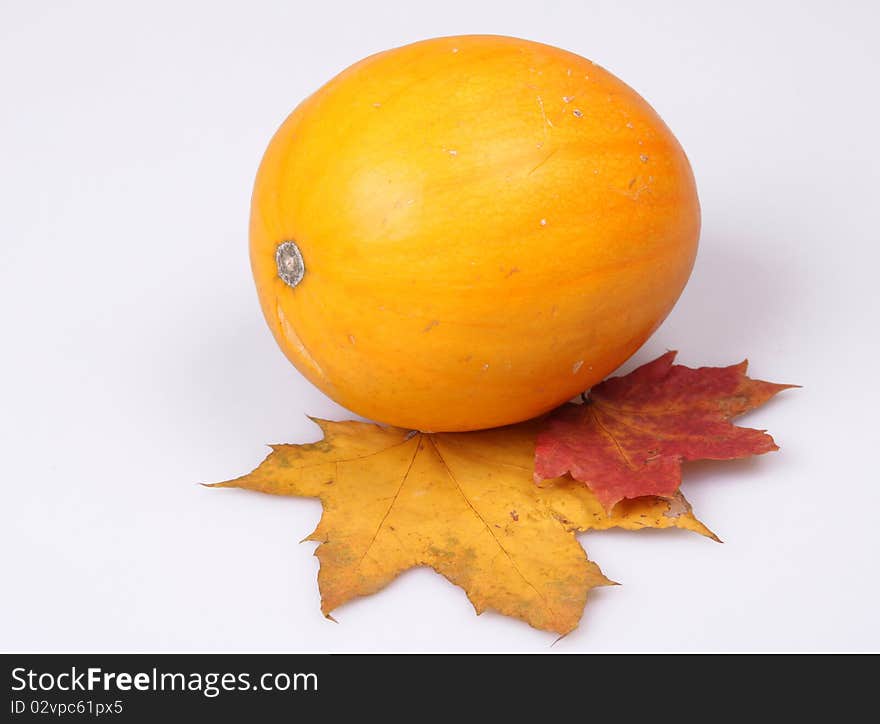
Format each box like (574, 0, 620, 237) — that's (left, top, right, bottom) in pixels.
(250, 35, 700, 431)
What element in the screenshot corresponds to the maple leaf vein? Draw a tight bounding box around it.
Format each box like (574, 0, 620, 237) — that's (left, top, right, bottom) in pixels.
(358, 437, 420, 565)
(589, 405, 639, 470)
(434, 437, 533, 473)
(429, 437, 553, 616)
(286, 435, 417, 470)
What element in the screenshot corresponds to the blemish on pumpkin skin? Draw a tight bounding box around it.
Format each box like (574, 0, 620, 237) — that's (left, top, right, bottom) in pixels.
(536, 95, 553, 130)
(572, 360, 584, 374)
(527, 148, 557, 176)
(423, 320, 439, 332)
(505, 267, 520, 278)
(640, 154, 649, 163)
(348, 334, 356, 345)
(510, 510, 519, 521)
(572, 109, 583, 118)
(275, 301, 328, 383)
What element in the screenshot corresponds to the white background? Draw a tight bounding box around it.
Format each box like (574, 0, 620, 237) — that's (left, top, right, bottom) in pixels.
(2, 0, 878, 652)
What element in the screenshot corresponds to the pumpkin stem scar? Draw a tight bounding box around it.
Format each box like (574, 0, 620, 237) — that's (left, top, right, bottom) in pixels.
(276, 240, 305, 288)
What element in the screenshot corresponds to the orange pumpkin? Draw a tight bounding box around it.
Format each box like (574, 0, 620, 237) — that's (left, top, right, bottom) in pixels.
(250, 35, 700, 431)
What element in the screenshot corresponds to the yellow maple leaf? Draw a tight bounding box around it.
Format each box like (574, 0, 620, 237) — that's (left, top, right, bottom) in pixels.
(211, 418, 716, 634)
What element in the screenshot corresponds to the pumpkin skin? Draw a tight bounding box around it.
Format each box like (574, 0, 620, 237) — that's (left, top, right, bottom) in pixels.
(250, 35, 700, 432)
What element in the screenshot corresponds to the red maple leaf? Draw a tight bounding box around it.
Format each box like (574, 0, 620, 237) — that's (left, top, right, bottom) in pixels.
(534, 352, 795, 511)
